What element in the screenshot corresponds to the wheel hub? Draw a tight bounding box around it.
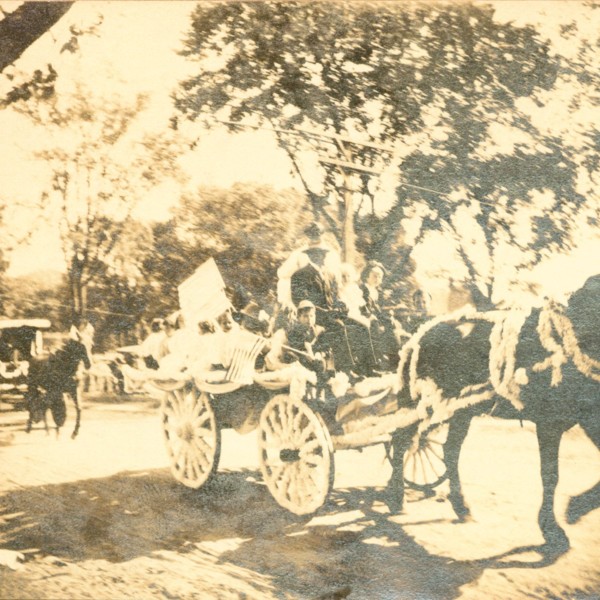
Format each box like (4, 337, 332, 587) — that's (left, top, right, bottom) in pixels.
(280, 448, 300, 463)
(177, 422, 194, 443)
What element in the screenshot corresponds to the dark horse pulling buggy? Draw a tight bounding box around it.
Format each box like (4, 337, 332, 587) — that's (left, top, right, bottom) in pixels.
(0, 318, 91, 437)
(23, 328, 91, 439)
(150, 270, 600, 554)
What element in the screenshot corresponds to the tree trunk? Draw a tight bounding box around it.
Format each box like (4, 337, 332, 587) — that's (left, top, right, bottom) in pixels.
(342, 186, 355, 264)
(68, 264, 86, 323)
(0, 2, 74, 73)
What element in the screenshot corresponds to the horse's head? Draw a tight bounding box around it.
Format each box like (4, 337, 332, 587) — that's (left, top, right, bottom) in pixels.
(64, 338, 92, 371)
(565, 274, 600, 362)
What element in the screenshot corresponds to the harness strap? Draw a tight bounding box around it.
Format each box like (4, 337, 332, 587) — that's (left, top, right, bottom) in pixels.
(533, 302, 600, 384)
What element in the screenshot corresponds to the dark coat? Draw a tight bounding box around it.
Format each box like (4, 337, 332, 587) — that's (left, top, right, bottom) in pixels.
(291, 262, 335, 310)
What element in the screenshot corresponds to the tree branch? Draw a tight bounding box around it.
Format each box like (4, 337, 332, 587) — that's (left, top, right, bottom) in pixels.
(0, 2, 74, 73)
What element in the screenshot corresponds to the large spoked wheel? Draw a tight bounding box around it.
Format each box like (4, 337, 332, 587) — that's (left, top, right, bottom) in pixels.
(258, 394, 334, 515)
(403, 424, 448, 491)
(161, 383, 221, 489)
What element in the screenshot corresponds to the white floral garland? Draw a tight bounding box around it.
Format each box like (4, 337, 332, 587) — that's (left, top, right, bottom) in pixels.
(333, 301, 600, 448)
(533, 301, 600, 385)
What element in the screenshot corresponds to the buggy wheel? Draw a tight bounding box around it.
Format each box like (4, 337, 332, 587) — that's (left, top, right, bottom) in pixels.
(258, 394, 334, 515)
(403, 424, 448, 491)
(161, 383, 221, 489)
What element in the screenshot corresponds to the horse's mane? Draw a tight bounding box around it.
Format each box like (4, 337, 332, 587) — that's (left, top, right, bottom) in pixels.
(566, 274, 600, 362)
(46, 338, 87, 371)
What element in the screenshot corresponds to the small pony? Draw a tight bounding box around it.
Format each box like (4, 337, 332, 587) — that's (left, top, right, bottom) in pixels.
(25, 337, 91, 439)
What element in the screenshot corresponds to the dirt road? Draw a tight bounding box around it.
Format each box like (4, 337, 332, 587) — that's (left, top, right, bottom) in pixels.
(0, 394, 599, 599)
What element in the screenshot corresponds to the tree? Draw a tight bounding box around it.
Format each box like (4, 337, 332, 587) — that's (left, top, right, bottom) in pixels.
(0, 2, 74, 73)
(13, 84, 181, 321)
(176, 2, 597, 306)
(2, 270, 70, 328)
(142, 183, 313, 314)
(173, 1, 564, 280)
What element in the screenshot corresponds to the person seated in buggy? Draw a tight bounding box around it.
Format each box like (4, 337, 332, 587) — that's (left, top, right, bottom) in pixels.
(266, 300, 330, 384)
(359, 261, 404, 370)
(139, 318, 167, 369)
(278, 222, 380, 378)
(190, 307, 270, 384)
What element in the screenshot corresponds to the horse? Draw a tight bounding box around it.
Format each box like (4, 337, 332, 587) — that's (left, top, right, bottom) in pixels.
(25, 337, 91, 439)
(387, 274, 600, 554)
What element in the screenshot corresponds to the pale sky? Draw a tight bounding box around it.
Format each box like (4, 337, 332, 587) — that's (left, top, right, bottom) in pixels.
(1, 1, 599, 308)
(0, 1, 298, 276)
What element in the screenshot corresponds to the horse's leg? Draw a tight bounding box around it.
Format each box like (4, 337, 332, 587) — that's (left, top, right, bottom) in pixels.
(70, 384, 81, 439)
(384, 425, 416, 513)
(566, 416, 600, 525)
(445, 411, 474, 522)
(536, 420, 569, 552)
(25, 390, 34, 433)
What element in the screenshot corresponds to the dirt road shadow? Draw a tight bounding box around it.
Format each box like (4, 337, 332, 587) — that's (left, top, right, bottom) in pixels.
(0, 468, 572, 599)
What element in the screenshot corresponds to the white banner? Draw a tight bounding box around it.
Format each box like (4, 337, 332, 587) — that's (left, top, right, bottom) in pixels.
(178, 258, 231, 326)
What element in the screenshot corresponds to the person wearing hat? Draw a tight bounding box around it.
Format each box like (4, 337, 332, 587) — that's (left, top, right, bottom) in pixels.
(359, 261, 401, 370)
(266, 300, 331, 385)
(238, 300, 271, 336)
(276, 221, 343, 313)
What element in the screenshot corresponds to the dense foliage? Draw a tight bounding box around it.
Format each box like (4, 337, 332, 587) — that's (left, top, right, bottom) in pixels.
(174, 1, 599, 307)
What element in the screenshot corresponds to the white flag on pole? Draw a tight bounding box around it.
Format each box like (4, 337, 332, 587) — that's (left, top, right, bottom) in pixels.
(178, 258, 231, 326)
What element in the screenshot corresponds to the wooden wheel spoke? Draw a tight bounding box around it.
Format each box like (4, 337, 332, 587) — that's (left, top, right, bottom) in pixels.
(425, 437, 444, 447)
(276, 466, 293, 496)
(299, 437, 321, 458)
(297, 421, 316, 446)
(410, 449, 418, 482)
(418, 449, 430, 483)
(181, 394, 198, 421)
(192, 434, 214, 463)
(191, 412, 211, 428)
(194, 426, 215, 440)
(292, 466, 308, 508)
(303, 465, 322, 497)
(263, 415, 282, 442)
(404, 425, 448, 491)
(176, 443, 189, 474)
(163, 403, 179, 422)
(302, 452, 325, 468)
(291, 407, 305, 434)
(266, 410, 284, 439)
(171, 390, 185, 416)
(181, 446, 195, 479)
(423, 441, 444, 463)
(266, 462, 286, 482)
(419, 449, 434, 482)
(162, 388, 220, 489)
(284, 403, 298, 437)
(259, 394, 333, 515)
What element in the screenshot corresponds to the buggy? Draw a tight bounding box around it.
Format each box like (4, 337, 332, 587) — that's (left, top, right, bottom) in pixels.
(0, 319, 51, 404)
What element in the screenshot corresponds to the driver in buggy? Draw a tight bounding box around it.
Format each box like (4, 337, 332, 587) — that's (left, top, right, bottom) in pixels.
(278, 221, 380, 379)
